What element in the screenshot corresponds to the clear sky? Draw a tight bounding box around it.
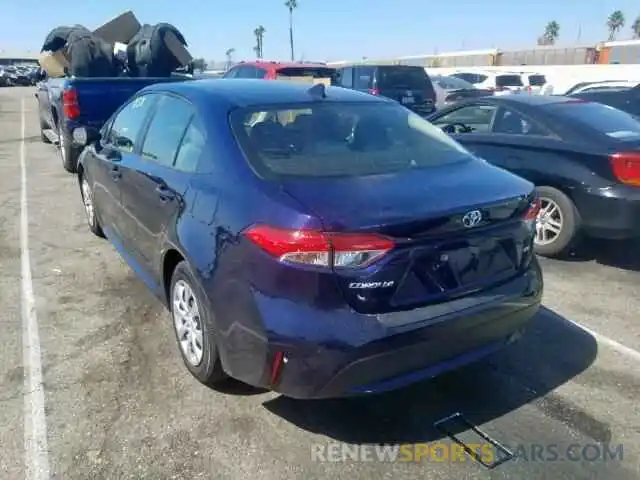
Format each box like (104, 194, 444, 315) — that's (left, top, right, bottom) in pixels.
(1, 1, 638, 62)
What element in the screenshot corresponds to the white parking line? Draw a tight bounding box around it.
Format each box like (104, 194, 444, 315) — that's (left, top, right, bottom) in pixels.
(565, 318, 640, 363)
(20, 97, 50, 480)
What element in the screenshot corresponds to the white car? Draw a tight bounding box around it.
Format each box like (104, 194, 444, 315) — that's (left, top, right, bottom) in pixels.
(450, 70, 525, 95)
(565, 80, 640, 95)
(518, 72, 547, 94)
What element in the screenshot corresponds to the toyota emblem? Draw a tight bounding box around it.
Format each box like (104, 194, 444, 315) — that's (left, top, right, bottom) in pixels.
(461, 210, 483, 228)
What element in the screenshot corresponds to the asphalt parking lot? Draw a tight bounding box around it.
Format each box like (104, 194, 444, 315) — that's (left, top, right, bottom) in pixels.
(1, 86, 639, 480)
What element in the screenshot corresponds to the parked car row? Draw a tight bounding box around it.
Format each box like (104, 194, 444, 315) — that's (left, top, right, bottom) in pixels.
(0, 64, 41, 87)
(37, 73, 545, 400)
(448, 70, 548, 96)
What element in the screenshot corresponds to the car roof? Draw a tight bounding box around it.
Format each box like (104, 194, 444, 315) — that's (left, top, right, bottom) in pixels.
(143, 78, 392, 108)
(337, 63, 424, 69)
(466, 94, 577, 107)
(234, 60, 331, 70)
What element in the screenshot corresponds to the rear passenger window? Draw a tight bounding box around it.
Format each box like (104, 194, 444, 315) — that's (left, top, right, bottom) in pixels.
(174, 116, 207, 172)
(340, 67, 353, 88)
(140, 95, 193, 166)
(493, 108, 552, 136)
(107, 94, 157, 151)
(354, 67, 374, 89)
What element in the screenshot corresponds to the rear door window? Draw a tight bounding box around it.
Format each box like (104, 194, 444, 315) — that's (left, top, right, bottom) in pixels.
(140, 95, 194, 166)
(492, 107, 553, 136)
(546, 101, 640, 142)
(174, 116, 207, 172)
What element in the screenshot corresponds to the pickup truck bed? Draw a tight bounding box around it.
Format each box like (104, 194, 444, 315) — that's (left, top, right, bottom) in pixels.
(36, 75, 191, 172)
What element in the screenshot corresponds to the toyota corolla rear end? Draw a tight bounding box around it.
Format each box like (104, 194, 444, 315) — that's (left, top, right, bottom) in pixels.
(218, 97, 543, 399)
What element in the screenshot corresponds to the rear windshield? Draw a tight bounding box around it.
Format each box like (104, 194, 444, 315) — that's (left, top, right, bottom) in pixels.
(528, 75, 546, 86)
(435, 75, 475, 90)
(496, 75, 524, 87)
(276, 67, 336, 80)
(230, 102, 473, 179)
(546, 101, 640, 142)
(451, 73, 487, 84)
(377, 66, 432, 91)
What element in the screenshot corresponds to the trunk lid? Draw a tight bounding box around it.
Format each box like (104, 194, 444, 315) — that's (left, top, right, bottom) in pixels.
(280, 160, 536, 314)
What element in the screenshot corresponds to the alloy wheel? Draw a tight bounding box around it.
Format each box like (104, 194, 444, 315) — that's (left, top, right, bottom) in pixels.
(172, 280, 204, 367)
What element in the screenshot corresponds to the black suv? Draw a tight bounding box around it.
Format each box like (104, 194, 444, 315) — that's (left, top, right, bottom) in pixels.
(334, 64, 436, 115)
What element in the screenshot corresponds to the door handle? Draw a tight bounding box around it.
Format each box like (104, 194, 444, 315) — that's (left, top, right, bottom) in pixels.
(155, 185, 175, 202)
(110, 165, 122, 180)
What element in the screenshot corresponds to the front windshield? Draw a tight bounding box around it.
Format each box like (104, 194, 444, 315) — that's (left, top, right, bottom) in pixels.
(230, 102, 473, 178)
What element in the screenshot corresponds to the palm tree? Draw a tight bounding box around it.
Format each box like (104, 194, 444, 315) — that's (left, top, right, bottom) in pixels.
(285, 0, 298, 61)
(607, 10, 626, 41)
(537, 21, 560, 45)
(544, 21, 560, 45)
(225, 48, 235, 71)
(253, 25, 266, 58)
(632, 15, 640, 38)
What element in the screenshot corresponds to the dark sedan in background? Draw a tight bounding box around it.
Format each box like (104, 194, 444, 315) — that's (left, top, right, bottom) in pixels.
(73, 79, 542, 399)
(569, 84, 640, 117)
(429, 95, 640, 257)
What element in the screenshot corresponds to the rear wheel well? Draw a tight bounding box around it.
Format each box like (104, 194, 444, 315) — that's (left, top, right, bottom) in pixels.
(163, 250, 184, 303)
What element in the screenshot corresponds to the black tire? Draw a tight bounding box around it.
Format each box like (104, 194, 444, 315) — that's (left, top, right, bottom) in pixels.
(58, 127, 80, 173)
(170, 261, 227, 386)
(534, 186, 581, 258)
(79, 174, 105, 238)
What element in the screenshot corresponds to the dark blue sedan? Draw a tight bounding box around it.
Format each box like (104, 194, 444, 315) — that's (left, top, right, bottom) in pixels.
(74, 79, 543, 399)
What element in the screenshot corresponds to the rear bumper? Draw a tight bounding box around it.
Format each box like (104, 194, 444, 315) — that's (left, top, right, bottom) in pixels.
(217, 259, 543, 399)
(572, 185, 640, 240)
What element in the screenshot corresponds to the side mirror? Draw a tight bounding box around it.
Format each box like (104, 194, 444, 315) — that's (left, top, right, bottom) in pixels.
(72, 126, 101, 147)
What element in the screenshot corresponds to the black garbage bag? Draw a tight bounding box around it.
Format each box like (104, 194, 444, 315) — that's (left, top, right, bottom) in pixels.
(41, 25, 117, 77)
(65, 27, 117, 77)
(41, 26, 76, 52)
(126, 23, 188, 77)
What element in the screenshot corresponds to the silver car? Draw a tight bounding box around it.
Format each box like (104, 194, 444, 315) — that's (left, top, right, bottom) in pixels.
(431, 74, 494, 109)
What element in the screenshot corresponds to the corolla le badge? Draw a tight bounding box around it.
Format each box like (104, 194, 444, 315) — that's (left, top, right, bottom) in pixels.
(461, 210, 483, 228)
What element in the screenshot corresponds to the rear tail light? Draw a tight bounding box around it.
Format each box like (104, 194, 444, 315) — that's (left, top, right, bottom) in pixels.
(523, 197, 541, 233)
(368, 88, 380, 96)
(609, 152, 640, 186)
(243, 225, 395, 268)
(524, 198, 541, 221)
(62, 88, 80, 120)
